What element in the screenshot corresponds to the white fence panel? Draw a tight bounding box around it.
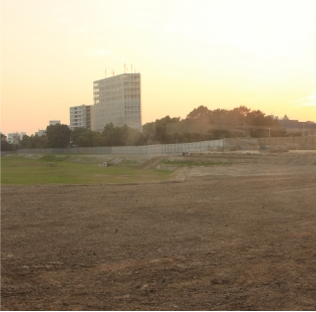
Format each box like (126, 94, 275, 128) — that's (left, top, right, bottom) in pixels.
(16, 138, 229, 155)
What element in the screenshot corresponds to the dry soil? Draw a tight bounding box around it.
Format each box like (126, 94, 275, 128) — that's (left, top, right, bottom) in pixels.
(1, 152, 316, 310)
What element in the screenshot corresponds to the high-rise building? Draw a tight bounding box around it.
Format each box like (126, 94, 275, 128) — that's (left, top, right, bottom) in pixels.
(70, 105, 94, 130)
(93, 73, 141, 132)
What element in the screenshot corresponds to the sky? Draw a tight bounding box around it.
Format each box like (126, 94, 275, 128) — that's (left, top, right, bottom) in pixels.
(1, 0, 316, 135)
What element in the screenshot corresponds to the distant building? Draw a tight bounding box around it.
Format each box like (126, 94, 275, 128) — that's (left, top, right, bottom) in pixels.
(279, 115, 316, 135)
(69, 105, 94, 130)
(93, 73, 141, 132)
(49, 120, 60, 126)
(35, 130, 46, 136)
(7, 132, 25, 144)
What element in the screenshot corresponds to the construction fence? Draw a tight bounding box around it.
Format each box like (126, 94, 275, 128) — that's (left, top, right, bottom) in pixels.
(12, 135, 316, 156)
(17, 139, 225, 155)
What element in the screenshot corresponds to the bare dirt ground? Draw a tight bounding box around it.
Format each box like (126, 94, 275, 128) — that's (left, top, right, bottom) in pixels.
(1, 152, 316, 310)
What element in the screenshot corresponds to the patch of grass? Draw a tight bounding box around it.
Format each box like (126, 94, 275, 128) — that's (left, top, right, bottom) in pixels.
(161, 160, 230, 166)
(1, 156, 171, 185)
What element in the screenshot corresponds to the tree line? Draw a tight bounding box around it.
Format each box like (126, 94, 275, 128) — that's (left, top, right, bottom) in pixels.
(13, 123, 145, 149)
(2, 105, 293, 150)
(143, 105, 287, 144)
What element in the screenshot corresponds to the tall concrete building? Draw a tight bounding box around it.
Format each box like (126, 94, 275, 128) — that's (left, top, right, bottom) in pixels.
(70, 105, 94, 130)
(93, 73, 141, 132)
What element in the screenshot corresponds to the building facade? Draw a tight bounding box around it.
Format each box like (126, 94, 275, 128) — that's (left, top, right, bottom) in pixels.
(49, 120, 60, 126)
(7, 132, 26, 144)
(70, 105, 93, 130)
(93, 73, 141, 132)
(35, 130, 46, 136)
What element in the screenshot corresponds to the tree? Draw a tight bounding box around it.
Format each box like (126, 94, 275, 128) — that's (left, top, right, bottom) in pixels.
(142, 105, 288, 143)
(19, 135, 32, 149)
(70, 127, 89, 146)
(142, 122, 156, 143)
(186, 105, 210, 120)
(102, 122, 115, 136)
(78, 130, 103, 147)
(245, 110, 267, 127)
(19, 134, 48, 149)
(210, 109, 229, 125)
(105, 126, 126, 146)
(152, 116, 180, 144)
(70, 127, 102, 147)
(1, 134, 13, 151)
(46, 124, 71, 148)
(125, 127, 144, 146)
(226, 106, 251, 126)
(101, 123, 145, 146)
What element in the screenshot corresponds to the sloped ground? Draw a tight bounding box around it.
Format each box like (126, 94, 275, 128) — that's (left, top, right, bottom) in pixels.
(160, 151, 316, 179)
(1, 152, 316, 310)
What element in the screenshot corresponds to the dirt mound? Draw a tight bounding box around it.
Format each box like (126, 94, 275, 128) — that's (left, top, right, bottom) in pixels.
(139, 156, 165, 169)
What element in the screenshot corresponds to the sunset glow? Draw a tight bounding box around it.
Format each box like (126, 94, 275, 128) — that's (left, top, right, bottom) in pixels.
(1, 0, 316, 135)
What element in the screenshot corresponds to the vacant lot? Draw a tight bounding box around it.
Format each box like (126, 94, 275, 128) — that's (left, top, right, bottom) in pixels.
(1, 152, 316, 310)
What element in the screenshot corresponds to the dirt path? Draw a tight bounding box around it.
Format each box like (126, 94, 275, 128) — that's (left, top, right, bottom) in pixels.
(1, 157, 316, 310)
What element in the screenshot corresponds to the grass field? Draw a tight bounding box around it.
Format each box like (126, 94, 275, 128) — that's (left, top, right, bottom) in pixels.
(1, 155, 171, 185)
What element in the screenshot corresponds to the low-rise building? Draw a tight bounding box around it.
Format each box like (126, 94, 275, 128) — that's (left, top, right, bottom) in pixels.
(279, 115, 316, 135)
(49, 120, 60, 126)
(35, 130, 46, 136)
(7, 132, 25, 144)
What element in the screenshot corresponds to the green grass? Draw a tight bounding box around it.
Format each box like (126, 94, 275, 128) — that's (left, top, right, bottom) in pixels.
(1, 155, 171, 185)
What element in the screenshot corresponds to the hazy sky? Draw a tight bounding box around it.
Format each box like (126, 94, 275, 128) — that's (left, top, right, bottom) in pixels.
(1, 0, 316, 135)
